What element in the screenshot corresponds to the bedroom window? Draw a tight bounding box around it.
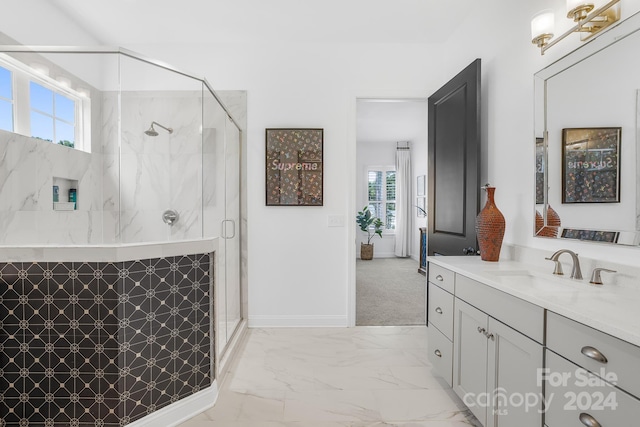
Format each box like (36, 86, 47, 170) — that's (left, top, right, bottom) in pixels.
(367, 167, 396, 231)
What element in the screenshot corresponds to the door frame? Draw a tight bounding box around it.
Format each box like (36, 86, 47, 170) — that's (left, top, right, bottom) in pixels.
(347, 90, 430, 326)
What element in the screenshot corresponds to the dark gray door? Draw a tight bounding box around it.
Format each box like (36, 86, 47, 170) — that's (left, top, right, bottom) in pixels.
(427, 59, 481, 256)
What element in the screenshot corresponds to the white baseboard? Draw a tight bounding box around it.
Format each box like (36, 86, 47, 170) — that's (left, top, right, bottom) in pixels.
(248, 314, 348, 327)
(217, 319, 248, 383)
(356, 253, 418, 259)
(126, 385, 218, 427)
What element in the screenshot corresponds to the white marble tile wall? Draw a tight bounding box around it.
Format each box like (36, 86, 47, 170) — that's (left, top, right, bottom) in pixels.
(179, 327, 481, 427)
(0, 130, 103, 244)
(116, 91, 203, 243)
(0, 86, 247, 246)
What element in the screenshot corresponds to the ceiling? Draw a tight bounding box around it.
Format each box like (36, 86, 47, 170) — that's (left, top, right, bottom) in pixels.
(50, 0, 477, 46)
(357, 99, 427, 145)
(44, 1, 449, 146)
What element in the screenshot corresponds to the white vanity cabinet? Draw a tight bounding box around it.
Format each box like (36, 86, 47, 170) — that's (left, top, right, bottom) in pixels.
(428, 261, 545, 427)
(427, 257, 640, 427)
(453, 277, 544, 427)
(545, 312, 640, 426)
(427, 264, 455, 386)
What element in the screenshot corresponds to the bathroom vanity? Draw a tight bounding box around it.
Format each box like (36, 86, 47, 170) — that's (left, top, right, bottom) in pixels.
(427, 256, 640, 427)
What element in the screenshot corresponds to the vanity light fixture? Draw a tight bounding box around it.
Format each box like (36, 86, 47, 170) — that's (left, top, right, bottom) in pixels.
(532, 0, 621, 54)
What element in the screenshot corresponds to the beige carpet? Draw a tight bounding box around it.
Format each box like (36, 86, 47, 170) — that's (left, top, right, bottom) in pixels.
(356, 257, 427, 326)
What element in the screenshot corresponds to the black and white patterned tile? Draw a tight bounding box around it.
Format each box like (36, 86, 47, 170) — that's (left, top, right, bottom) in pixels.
(1, 253, 213, 426)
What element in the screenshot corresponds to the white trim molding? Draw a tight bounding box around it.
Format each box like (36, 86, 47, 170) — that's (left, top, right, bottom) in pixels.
(126, 385, 218, 427)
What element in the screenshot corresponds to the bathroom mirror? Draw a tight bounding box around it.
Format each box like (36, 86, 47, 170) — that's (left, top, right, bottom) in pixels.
(534, 10, 640, 246)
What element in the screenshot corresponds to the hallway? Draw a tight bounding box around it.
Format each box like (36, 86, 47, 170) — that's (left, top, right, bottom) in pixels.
(179, 327, 480, 426)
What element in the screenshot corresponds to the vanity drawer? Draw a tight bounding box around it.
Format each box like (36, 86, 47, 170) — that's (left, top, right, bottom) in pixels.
(547, 311, 640, 398)
(428, 282, 454, 340)
(456, 274, 544, 344)
(427, 324, 453, 387)
(428, 263, 455, 293)
(545, 350, 640, 426)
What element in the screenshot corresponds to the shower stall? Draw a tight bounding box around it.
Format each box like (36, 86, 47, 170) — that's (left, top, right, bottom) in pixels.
(0, 46, 244, 425)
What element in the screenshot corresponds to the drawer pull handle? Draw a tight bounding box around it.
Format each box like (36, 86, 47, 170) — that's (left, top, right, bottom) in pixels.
(434, 349, 442, 358)
(435, 307, 443, 314)
(478, 327, 486, 334)
(436, 275, 444, 281)
(485, 332, 495, 341)
(581, 346, 608, 364)
(579, 412, 602, 427)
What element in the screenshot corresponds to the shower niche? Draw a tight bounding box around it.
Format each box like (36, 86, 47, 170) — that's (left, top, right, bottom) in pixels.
(52, 176, 79, 210)
(0, 46, 244, 425)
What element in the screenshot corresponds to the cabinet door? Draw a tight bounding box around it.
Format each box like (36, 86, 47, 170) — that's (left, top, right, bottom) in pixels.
(453, 299, 489, 425)
(486, 318, 543, 427)
(545, 350, 640, 426)
(428, 323, 453, 386)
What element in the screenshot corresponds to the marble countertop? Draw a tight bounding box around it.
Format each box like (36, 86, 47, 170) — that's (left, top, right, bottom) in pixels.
(427, 256, 640, 347)
(0, 238, 219, 262)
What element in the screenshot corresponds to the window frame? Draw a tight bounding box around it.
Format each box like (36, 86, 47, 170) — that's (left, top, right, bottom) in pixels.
(0, 64, 14, 133)
(366, 165, 397, 234)
(0, 53, 90, 152)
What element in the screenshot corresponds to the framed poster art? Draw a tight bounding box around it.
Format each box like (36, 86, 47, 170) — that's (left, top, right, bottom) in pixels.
(535, 137, 544, 204)
(562, 127, 621, 203)
(265, 128, 323, 206)
(561, 228, 619, 243)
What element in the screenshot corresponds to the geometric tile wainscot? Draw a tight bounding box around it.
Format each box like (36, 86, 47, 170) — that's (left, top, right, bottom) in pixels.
(0, 253, 213, 427)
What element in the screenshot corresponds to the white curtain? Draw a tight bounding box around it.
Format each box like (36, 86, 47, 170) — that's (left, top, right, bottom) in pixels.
(395, 149, 411, 257)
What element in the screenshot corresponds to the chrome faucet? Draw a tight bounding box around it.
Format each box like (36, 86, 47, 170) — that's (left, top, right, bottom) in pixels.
(589, 268, 617, 285)
(545, 249, 583, 280)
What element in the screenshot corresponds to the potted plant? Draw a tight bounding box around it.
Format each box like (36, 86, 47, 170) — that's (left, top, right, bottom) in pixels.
(356, 206, 384, 260)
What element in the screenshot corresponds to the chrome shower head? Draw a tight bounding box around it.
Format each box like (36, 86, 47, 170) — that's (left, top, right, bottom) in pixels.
(144, 121, 173, 137)
(144, 126, 158, 137)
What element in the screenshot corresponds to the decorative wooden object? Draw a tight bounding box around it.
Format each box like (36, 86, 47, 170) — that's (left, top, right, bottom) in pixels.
(475, 185, 505, 262)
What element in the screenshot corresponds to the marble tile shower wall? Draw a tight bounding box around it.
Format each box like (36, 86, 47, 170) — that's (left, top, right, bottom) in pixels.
(0, 130, 104, 245)
(106, 92, 206, 244)
(0, 253, 213, 426)
(0, 91, 211, 245)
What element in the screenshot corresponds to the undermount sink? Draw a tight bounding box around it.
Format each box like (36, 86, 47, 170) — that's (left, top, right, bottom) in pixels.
(487, 270, 536, 278)
(482, 268, 583, 291)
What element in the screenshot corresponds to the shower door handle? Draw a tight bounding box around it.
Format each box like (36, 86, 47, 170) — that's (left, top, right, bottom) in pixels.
(221, 219, 236, 239)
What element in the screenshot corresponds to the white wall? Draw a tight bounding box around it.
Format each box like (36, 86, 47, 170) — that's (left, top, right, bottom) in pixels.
(5, 0, 640, 327)
(131, 42, 445, 327)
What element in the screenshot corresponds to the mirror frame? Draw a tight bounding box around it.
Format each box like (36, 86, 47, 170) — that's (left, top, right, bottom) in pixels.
(534, 10, 640, 246)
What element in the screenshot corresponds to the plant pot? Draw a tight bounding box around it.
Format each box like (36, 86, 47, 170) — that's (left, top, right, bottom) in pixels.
(360, 243, 374, 260)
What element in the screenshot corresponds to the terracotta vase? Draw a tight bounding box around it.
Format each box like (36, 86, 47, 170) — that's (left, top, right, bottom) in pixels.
(360, 243, 374, 260)
(475, 186, 506, 262)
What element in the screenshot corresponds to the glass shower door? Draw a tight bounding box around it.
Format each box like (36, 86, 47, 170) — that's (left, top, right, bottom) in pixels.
(202, 87, 241, 360)
(223, 116, 241, 343)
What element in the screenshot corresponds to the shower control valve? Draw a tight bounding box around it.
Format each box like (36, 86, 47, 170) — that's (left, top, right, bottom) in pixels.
(162, 210, 179, 226)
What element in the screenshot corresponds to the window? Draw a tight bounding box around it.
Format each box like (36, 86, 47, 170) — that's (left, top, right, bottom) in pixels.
(0, 54, 88, 151)
(0, 65, 13, 132)
(30, 81, 76, 147)
(368, 167, 396, 231)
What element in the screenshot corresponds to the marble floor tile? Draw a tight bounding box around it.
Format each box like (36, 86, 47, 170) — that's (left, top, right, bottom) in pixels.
(178, 327, 481, 427)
